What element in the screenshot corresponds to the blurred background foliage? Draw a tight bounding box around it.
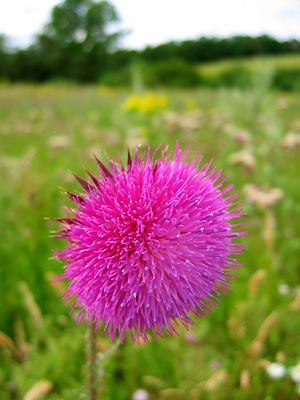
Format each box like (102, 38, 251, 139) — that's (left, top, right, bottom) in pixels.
(1, 1, 300, 399)
(1, 0, 300, 89)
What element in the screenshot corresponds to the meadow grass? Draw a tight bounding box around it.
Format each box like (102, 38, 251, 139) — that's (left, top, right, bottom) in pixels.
(1, 82, 300, 400)
(197, 53, 300, 78)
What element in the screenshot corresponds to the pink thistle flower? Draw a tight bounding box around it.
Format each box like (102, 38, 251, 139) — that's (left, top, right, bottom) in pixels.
(52, 143, 246, 344)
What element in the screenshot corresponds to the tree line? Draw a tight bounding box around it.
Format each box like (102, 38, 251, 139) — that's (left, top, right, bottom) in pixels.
(0, 0, 300, 85)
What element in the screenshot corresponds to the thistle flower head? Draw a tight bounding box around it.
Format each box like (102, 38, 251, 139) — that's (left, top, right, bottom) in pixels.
(52, 143, 246, 343)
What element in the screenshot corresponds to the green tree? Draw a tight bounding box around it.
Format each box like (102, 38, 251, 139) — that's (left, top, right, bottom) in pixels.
(36, 0, 122, 81)
(0, 35, 12, 79)
(45, 0, 119, 49)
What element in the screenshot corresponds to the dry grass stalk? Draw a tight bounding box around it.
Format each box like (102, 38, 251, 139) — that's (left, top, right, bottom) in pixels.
(276, 351, 285, 363)
(255, 311, 279, 343)
(263, 211, 275, 251)
(248, 311, 279, 358)
(249, 339, 264, 357)
(199, 369, 228, 391)
(289, 295, 300, 310)
(189, 388, 201, 400)
(19, 282, 42, 323)
(142, 375, 165, 390)
(248, 269, 267, 297)
(228, 300, 247, 337)
(282, 131, 300, 149)
(243, 184, 283, 208)
(48, 135, 70, 150)
(227, 316, 245, 337)
(159, 388, 184, 399)
(23, 380, 53, 400)
(227, 316, 239, 334)
(255, 359, 271, 369)
(0, 331, 22, 361)
(228, 148, 256, 170)
(240, 369, 250, 389)
(14, 320, 30, 357)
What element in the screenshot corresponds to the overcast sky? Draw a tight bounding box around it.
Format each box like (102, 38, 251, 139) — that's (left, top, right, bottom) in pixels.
(1, 0, 300, 49)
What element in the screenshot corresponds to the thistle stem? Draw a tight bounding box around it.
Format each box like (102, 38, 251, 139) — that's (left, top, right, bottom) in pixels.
(87, 322, 97, 400)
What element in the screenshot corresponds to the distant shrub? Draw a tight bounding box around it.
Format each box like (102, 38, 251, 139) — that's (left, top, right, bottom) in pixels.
(144, 59, 201, 88)
(0, 77, 10, 87)
(99, 59, 201, 88)
(219, 67, 253, 88)
(198, 66, 300, 91)
(272, 69, 300, 91)
(100, 69, 131, 87)
(47, 76, 78, 86)
(196, 67, 254, 89)
(99, 62, 300, 91)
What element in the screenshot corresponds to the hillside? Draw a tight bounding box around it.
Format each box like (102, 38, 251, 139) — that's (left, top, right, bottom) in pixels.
(198, 53, 300, 77)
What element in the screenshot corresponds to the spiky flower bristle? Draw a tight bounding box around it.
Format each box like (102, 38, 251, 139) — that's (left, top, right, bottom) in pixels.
(52, 143, 246, 344)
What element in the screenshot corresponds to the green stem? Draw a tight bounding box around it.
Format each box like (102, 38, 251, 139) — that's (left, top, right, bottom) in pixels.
(87, 322, 97, 400)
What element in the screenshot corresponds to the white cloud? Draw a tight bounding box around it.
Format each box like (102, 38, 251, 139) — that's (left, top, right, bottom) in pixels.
(0, 0, 299, 49)
(0, 0, 58, 47)
(112, 0, 300, 48)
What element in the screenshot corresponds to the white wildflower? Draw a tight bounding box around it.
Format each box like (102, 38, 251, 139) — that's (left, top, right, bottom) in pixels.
(266, 363, 286, 379)
(278, 284, 291, 296)
(291, 363, 300, 383)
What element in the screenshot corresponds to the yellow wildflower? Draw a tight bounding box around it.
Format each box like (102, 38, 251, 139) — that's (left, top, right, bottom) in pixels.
(122, 93, 168, 113)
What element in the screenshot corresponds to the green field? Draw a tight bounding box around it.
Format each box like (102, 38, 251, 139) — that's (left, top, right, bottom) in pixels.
(196, 54, 300, 91)
(198, 53, 300, 77)
(1, 82, 300, 400)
